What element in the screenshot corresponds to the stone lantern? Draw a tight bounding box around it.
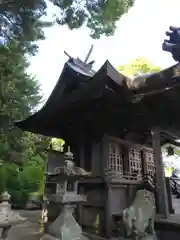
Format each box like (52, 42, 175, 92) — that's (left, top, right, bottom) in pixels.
(42, 146, 88, 240)
(0, 191, 26, 238)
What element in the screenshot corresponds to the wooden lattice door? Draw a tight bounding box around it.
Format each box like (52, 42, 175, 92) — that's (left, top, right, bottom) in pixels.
(144, 150, 155, 177)
(129, 148, 142, 179)
(107, 141, 123, 176)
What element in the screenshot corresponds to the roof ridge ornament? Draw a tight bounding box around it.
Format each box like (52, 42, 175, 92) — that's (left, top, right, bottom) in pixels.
(162, 26, 180, 63)
(84, 44, 94, 64)
(64, 48, 96, 76)
(64, 44, 95, 66)
(64, 50, 72, 60)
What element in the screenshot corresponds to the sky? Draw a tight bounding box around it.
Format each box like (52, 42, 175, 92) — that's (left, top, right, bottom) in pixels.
(28, 0, 180, 101)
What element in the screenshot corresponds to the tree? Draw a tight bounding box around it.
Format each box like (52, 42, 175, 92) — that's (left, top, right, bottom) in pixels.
(51, 138, 65, 151)
(0, 40, 50, 202)
(4, 161, 44, 207)
(0, 0, 52, 55)
(0, 1, 52, 200)
(0, 40, 48, 166)
(0, 0, 134, 42)
(20, 132, 50, 162)
(118, 57, 161, 77)
(52, 0, 134, 39)
(0, 41, 42, 163)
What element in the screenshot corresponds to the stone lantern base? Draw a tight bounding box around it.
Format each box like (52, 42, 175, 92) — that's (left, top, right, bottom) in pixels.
(41, 204, 89, 240)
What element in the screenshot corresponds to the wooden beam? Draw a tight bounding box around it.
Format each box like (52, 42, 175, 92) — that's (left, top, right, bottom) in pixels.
(161, 128, 180, 140)
(105, 183, 112, 238)
(151, 128, 169, 218)
(161, 133, 180, 147)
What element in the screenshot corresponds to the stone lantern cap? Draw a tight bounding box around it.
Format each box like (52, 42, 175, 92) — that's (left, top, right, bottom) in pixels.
(47, 193, 86, 204)
(64, 146, 74, 160)
(0, 191, 10, 201)
(46, 144, 91, 179)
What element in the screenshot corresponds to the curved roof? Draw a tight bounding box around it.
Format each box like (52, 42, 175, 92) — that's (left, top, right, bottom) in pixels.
(15, 59, 180, 143)
(15, 60, 130, 136)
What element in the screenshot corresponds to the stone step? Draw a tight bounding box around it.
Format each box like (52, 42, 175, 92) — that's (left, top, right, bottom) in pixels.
(172, 200, 180, 206)
(174, 208, 180, 214)
(173, 203, 180, 207)
(172, 196, 180, 201)
(172, 197, 180, 202)
(172, 193, 178, 199)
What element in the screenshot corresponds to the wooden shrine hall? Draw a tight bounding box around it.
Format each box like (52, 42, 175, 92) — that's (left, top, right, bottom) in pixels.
(15, 56, 180, 236)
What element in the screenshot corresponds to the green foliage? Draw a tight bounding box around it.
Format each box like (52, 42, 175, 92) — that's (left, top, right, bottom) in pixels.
(0, 0, 53, 207)
(0, 0, 134, 51)
(5, 161, 45, 207)
(51, 138, 65, 151)
(10, 190, 28, 207)
(0, 41, 43, 163)
(0, 41, 41, 118)
(5, 164, 19, 190)
(0, 0, 53, 55)
(0, 0, 134, 44)
(0, 0, 134, 42)
(118, 57, 161, 77)
(0, 40, 50, 206)
(52, 0, 134, 38)
(0, 164, 7, 194)
(20, 132, 50, 163)
(163, 144, 180, 158)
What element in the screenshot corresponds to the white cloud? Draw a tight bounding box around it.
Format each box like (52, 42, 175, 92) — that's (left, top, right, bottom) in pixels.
(29, 0, 180, 100)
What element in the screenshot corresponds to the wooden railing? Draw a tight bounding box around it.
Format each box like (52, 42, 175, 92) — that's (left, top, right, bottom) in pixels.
(170, 177, 180, 197)
(104, 169, 156, 188)
(143, 174, 155, 189)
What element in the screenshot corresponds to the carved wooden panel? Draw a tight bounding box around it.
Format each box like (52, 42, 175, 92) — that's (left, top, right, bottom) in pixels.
(107, 141, 123, 174)
(129, 148, 142, 179)
(144, 150, 155, 176)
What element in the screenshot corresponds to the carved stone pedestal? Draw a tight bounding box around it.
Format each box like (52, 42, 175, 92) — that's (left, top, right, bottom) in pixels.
(41, 205, 89, 240)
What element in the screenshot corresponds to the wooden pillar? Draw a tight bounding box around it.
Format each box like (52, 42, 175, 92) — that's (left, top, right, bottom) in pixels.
(78, 185, 84, 225)
(80, 141, 85, 169)
(102, 135, 108, 174)
(141, 150, 147, 176)
(166, 177, 174, 214)
(92, 141, 102, 176)
(105, 183, 112, 239)
(122, 145, 130, 176)
(151, 128, 169, 218)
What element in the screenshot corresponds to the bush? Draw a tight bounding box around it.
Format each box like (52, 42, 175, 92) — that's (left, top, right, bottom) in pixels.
(0, 164, 7, 194)
(10, 190, 28, 208)
(1, 160, 45, 208)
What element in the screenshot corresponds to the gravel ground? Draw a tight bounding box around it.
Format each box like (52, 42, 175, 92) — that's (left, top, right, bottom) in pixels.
(8, 210, 43, 240)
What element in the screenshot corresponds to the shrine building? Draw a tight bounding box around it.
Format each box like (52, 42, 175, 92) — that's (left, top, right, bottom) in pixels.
(15, 56, 180, 237)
